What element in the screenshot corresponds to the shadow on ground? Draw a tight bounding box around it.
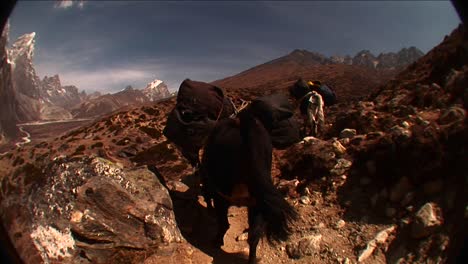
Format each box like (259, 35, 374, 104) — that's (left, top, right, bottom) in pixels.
(169, 188, 249, 264)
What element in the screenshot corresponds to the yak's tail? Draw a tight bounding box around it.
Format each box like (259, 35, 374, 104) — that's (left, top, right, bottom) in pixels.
(238, 109, 298, 243)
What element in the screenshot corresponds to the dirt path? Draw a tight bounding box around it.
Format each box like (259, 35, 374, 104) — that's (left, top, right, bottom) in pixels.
(169, 186, 393, 264)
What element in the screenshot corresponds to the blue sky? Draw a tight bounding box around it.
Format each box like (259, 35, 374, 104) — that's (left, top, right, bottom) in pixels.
(8, 1, 460, 93)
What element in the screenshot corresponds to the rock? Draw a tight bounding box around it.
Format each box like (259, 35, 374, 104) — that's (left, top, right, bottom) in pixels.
(236, 232, 248, 241)
(438, 106, 465, 125)
(400, 218, 411, 226)
(331, 158, 353, 176)
(358, 226, 396, 262)
(366, 131, 385, 140)
(166, 180, 190, 193)
(390, 125, 412, 139)
(444, 67, 468, 107)
(374, 226, 396, 244)
(117, 146, 138, 158)
(277, 179, 300, 197)
(411, 202, 443, 238)
(322, 151, 336, 162)
(335, 220, 346, 229)
(389, 177, 412, 202)
(339, 138, 350, 145)
(401, 121, 410, 128)
(286, 234, 322, 259)
(0, 157, 183, 263)
(358, 101, 375, 109)
(415, 116, 430, 126)
(315, 222, 326, 229)
(340, 129, 357, 139)
(302, 136, 320, 144)
(300, 196, 311, 205)
(431, 82, 442, 90)
(332, 139, 347, 155)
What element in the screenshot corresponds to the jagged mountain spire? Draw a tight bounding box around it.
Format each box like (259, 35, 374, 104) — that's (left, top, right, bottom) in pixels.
(142, 79, 170, 101)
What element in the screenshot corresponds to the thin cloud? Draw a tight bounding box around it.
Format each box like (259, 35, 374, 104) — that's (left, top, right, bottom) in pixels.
(35, 55, 246, 94)
(54, 0, 85, 10)
(57, 67, 156, 93)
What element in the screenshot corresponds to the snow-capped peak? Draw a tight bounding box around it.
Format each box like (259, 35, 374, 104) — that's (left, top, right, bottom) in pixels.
(142, 79, 170, 101)
(145, 79, 163, 90)
(8, 32, 36, 69)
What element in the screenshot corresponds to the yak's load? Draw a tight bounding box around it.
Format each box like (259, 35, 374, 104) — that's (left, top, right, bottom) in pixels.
(163, 79, 301, 165)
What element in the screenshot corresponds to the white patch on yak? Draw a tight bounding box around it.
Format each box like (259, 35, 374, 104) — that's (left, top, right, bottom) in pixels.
(30, 225, 75, 263)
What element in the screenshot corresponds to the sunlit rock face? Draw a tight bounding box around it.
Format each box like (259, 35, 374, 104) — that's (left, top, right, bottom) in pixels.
(0, 23, 18, 143)
(7, 32, 87, 121)
(8, 32, 42, 99)
(8, 32, 47, 121)
(41, 75, 86, 110)
(143, 79, 171, 101)
(0, 156, 183, 263)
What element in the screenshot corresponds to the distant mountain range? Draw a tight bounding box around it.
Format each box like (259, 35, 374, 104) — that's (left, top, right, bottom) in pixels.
(3, 31, 171, 123)
(213, 47, 424, 101)
(262, 47, 424, 69)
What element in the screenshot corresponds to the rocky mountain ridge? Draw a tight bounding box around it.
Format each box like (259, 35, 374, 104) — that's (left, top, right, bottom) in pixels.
(4, 31, 171, 123)
(40, 74, 86, 110)
(71, 79, 171, 118)
(0, 22, 18, 144)
(288, 46, 425, 69)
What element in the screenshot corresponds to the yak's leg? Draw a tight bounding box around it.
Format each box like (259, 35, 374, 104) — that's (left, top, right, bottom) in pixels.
(311, 118, 318, 137)
(213, 196, 230, 247)
(302, 115, 309, 137)
(248, 207, 265, 264)
(307, 104, 318, 137)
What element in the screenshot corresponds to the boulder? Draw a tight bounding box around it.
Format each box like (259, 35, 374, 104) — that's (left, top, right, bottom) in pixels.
(339, 128, 357, 139)
(286, 234, 322, 259)
(330, 158, 353, 176)
(358, 226, 396, 262)
(438, 106, 465, 125)
(411, 202, 443, 238)
(0, 156, 183, 263)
